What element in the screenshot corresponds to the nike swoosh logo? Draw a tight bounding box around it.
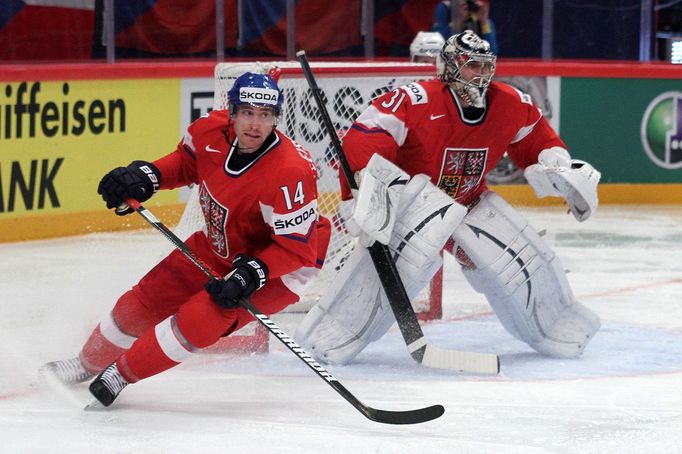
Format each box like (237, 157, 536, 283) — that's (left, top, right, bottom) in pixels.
(430, 114, 446, 120)
(205, 145, 221, 153)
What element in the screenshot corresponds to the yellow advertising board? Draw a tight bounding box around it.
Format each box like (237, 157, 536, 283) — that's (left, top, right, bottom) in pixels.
(0, 78, 183, 241)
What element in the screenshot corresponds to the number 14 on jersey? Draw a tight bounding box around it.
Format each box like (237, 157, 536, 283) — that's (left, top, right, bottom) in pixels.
(280, 181, 305, 209)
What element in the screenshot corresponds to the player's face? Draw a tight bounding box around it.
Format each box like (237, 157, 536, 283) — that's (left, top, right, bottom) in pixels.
(233, 105, 277, 153)
(459, 60, 493, 85)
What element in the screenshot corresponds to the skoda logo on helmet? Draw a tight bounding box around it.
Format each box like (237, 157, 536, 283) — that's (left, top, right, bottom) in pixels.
(228, 72, 283, 116)
(239, 87, 279, 106)
(640, 91, 682, 169)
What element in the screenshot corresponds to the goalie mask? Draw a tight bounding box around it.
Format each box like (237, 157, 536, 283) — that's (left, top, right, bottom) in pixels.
(227, 72, 284, 119)
(437, 30, 496, 108)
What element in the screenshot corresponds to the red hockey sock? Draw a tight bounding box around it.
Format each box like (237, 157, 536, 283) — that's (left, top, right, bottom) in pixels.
(116, 294, 241, 382)
(116, 318, 183, 383)
(79, 289, 161, 375)
(79, 324, 128, 374)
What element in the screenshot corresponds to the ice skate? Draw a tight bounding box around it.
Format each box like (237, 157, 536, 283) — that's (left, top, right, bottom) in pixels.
(39, 357, 93, 385)
(88, 362, 129, 407)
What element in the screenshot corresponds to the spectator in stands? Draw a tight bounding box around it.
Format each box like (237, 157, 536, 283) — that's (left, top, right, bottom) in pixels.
(432, 0, 498, 54)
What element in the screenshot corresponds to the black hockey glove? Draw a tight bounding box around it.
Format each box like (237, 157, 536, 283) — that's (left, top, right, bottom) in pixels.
(205, 254, 269, 309)
(97, 160, 161, 215)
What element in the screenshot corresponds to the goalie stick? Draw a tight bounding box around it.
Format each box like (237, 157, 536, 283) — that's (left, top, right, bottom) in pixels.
(296, 50, 499, 375)
(124, 198, 444, 425)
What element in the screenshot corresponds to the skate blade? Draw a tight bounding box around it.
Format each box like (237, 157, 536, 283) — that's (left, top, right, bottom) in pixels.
(83, 399, 106, 411)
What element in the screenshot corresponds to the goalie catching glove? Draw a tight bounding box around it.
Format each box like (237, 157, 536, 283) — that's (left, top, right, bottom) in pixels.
(205, 254, 268, 309)
(524, 147, 601, 222)
(97, 160, 161, 215)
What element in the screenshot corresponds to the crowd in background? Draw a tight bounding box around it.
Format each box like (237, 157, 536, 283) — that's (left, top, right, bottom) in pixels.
(0, 1, 680, 62)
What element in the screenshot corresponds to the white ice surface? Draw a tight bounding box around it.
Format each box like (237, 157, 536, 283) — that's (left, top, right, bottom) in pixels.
(1, 205, 681, 453)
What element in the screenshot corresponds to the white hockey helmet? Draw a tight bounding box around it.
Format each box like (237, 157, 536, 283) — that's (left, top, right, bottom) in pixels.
(437, 30, 496, 107)
(409, 31, 445, 63)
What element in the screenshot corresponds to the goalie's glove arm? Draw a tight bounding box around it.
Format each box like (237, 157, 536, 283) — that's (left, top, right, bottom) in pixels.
(98, 160, 161, 216)
(506, 113, 567, 169)
(524, 147, 601, 222)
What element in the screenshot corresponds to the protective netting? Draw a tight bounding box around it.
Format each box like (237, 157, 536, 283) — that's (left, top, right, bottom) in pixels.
(176, 61, 441, 318)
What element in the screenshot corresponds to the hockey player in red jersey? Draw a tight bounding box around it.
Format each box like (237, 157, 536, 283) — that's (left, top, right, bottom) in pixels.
(342, 35, 564, 208)
(297, 31, 601, 365)
(41, 72, 331, 406)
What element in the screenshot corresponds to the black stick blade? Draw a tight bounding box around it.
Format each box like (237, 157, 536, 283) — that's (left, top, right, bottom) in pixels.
(363, 404, 445, 425)
(331, 380, 444, 424)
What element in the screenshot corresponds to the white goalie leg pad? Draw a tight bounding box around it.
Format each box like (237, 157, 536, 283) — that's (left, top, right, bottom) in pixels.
(388, 174, 467, 297)
(294, 245, 386, 364)
(453, 191, 600, 358)
(295, 175, 466, 364)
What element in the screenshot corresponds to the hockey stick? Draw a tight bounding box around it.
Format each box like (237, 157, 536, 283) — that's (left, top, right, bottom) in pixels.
(124, 198, 444, 425)
(296, 50, 499, 375)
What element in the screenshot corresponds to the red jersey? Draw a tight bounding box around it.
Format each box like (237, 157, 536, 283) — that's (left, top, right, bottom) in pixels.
(341, 79, 566, 206)
(152, 110, 331, 281)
